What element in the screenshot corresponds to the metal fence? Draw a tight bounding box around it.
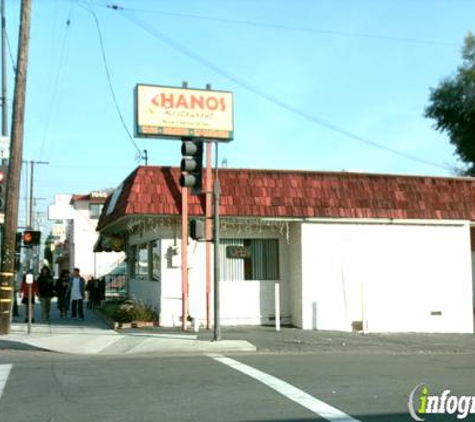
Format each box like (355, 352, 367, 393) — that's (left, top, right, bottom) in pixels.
(104, 273, 127, 299)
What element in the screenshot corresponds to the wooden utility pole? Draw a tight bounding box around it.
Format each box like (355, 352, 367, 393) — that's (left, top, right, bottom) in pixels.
(1, 0, 8, 136)
(0, 0, 32, 335)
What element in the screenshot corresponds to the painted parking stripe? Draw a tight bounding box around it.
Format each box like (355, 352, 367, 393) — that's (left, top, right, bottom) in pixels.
(208, 354, 361, 422)
(0, 364, 12, 402)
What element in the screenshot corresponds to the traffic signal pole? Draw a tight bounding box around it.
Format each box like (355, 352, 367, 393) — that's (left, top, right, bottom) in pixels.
(205, 141, 212, 330)
(0, 0, 32, 335)
(213, 141, 221, 341)
(181, 184, 188, 331)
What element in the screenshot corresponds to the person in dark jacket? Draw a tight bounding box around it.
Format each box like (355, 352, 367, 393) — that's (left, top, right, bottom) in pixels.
(66, 268, 86, 320)
(55, 269, 70, 318)
(37, 266, 55, 324)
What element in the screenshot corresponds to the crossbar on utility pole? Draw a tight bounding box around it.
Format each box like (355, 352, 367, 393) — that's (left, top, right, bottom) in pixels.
(0, 0, 32, 335)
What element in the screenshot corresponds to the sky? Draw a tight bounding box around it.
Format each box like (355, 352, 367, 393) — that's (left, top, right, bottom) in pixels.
(4, 0, 475, 230)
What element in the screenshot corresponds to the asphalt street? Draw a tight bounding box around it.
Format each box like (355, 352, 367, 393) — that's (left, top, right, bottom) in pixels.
(0, 348, 471, 421)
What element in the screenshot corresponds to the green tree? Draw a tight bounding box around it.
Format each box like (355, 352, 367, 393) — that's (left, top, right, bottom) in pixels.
(425, 32, 475, 175)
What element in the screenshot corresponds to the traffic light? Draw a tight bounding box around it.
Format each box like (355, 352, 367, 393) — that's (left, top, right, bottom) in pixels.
(180, 138, 203, 194)
(23, 230, 41, 246)
(0, 165, 7, 212)
(190, 219, 206, 241)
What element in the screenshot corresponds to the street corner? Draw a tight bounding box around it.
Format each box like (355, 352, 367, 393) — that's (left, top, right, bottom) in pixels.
(0, 337, 52, 353)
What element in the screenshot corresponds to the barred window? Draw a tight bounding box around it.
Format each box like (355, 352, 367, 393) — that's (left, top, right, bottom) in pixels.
(220, 239, 280, 281)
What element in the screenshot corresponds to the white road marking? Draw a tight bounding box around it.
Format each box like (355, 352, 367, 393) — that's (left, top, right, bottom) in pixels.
(209, 354, 361, 422)
(0, 364, 12, 402)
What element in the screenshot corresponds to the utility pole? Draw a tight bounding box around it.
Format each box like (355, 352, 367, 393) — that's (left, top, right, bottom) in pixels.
(1, 0, 7, 137)
(0, 0, 32, 335)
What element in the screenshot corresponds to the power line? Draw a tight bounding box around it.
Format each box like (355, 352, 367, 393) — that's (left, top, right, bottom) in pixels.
(76, 0, 144, 161)
(102, 3, 457, 47)
(114, 11, 451, 172)
(4, 28, 16, 73)
(38, 2, 75, 161)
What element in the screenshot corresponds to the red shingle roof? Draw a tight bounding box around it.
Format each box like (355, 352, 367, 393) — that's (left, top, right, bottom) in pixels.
(97, 166, 475, 231)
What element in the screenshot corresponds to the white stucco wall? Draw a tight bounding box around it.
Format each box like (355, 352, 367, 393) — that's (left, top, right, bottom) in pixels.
(289, 223, 303, 328)
(300, 221, 474, 333)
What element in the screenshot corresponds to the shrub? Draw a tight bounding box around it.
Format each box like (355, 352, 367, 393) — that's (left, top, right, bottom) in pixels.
(102, 298, 158, 323)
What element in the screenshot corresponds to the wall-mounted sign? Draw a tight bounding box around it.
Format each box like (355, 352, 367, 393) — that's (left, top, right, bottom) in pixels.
(0, 136, 10, 159)
(226, 245, 251, 259)
(135, 84, 234, 141)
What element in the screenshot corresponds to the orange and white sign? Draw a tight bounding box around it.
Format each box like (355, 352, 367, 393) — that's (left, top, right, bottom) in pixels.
(135, 84, 234, 141)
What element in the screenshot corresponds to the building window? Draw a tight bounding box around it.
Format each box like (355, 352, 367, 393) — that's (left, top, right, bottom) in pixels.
(130, 240, 161, 281)
(135, 243, 148, 280)
(89, 204, 104, 219)
(152, 240, 161, 282)
(219, 238, 280, 281)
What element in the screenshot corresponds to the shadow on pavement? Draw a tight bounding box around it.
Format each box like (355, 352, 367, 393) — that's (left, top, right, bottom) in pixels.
(0, 339, 51, 352)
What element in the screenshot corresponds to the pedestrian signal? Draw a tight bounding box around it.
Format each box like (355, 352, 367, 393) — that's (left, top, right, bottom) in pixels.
(23, 230, 41, 246)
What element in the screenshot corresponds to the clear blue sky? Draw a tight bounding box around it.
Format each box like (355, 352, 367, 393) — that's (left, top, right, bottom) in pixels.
(4, 0, 475, 228)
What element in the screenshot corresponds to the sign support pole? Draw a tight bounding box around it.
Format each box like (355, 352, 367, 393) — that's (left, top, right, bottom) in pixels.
(27, 283, 31, 334)
(213, 141, 221, 341)
(181, 184, 188, 331)
(205, 141, 212, 330)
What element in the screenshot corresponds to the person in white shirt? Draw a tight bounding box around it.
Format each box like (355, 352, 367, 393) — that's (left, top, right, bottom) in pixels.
(66, 268, 86, 320)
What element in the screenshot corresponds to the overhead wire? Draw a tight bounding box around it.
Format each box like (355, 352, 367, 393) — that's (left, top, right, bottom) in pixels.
(76, 0, 144, 161)
(100, 3, 456, 47)
(113, 9, 451, 172)
(4, 29, 16, 73)
(38, 1, 75, 161)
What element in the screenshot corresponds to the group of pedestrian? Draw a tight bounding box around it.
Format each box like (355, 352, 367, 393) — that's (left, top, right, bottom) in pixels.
(20, 267, 88, 324)
(86, 277, 103, 310)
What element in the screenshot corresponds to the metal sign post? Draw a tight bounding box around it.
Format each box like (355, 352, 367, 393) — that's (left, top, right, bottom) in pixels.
(25, 272, 33, 334)
(213, 141, 221, 341)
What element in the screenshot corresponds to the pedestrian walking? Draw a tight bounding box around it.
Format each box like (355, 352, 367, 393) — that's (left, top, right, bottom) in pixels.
(89, 278, 101, 310)
(20, 272, 37, 323)
(86, 277, 94, 309)
(37, 266, 55, 324)
(55, 269, 70, 318)
(67, 268, 86, 320)
(99, 277, 106, 306)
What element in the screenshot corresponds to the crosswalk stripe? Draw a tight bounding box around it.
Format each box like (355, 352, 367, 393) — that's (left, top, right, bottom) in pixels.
(208, 354, 361, 422)
(0, 364, 12, 402)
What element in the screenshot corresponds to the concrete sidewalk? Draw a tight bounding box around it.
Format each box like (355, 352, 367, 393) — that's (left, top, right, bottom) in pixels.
(0, 301, 256, 355)
(3, 301, 475, 356)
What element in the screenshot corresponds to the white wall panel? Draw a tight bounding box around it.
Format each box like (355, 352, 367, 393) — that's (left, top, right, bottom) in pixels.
(301, 222, 473, 333)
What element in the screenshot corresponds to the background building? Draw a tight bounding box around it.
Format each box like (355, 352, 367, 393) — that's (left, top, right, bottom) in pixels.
(48, 191, 124, 279)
